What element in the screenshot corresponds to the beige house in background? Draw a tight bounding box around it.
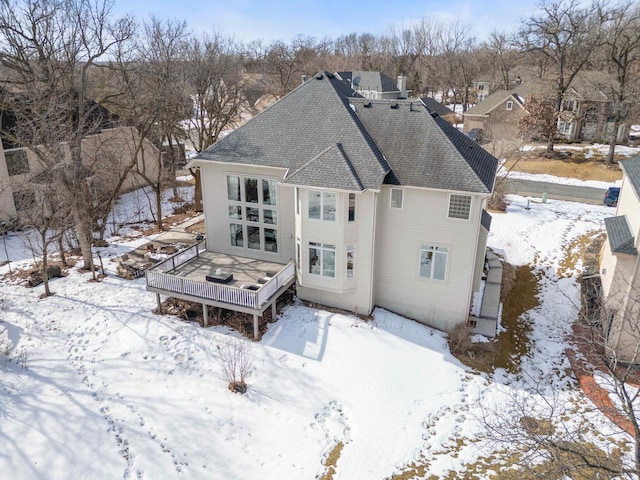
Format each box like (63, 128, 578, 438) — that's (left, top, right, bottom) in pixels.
(147, 71, 500, 338)
(600, 157, 640, 363)
(0, 125, 165, 224)
(335, 71, 411, 99)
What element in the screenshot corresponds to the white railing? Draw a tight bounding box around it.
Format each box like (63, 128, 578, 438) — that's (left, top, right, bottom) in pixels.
(150, 238, 207, 273)
(146, 257, 295, 310)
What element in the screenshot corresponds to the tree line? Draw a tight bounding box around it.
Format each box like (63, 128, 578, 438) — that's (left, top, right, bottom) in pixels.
(0, 0, 639, 293)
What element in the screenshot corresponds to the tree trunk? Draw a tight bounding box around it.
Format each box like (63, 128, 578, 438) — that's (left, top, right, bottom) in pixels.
(41, 231, 52, 297)
(192, 168, 203, 212)
(155, 182, 164, 231)
(73, 206, 94, 272)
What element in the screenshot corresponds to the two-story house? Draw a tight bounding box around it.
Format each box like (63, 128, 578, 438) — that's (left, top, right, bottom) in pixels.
(146, 72, 499, 338)
(600, 156, 640, 363)
(335, 71, 410, 99)
(0, 104, 166, 224)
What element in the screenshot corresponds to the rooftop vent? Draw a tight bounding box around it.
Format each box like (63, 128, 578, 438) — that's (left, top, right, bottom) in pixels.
(390, 103, 399, 109)
(364, 102, 372, 108)
(315, 73, 324, 80)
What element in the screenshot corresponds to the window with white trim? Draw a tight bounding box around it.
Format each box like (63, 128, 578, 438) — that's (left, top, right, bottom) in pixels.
(348, 193, 356, 222)
(558, 121, 573, 135)
(308, 242, 336, 278)
(506, 101, 513, 111)
(5, 149, 29, 176)
(346, 245, 355, 279)
(448, 194, 471, 220)
(419, 245, 448, 281)
(308, 191, 336, 221)
(226, 174, 278, 253)
(390, 188, 403, 208)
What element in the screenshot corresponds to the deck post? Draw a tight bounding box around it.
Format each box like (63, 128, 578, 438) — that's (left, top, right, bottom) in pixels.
(253, 314, 259, 340)
(203, 304, 208, 326)
(271, 302, 277, 320)
(155, 293, 161, 313)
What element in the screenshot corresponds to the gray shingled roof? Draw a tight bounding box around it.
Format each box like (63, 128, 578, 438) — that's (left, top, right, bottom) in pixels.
(419, 97, 455, 118)
(193, 71, 498, 194)
(194, 72, 390, 191)
(605, 216, 638, 255)
(620, 156, 640, 201)
(465, 83, 535, 116)
(336, 71, 399, 94)
(351, 98, 498, 193)
(283, 143, 365, 191)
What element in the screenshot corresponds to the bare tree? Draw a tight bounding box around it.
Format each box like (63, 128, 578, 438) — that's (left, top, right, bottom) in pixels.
(597, 1, 640, 165)
(218, 337, 253, 394)
(0, 0, 135, 271)
(515, 0, 603, 153)
(183, 34, 247, 211)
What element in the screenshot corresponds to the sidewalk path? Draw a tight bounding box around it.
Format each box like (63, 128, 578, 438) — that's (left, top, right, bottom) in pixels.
(566, 323, 635, 437)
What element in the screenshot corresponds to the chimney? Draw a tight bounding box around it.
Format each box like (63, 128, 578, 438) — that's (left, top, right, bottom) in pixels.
(397, 75, 408, 98)
(302, 75, 307, 84)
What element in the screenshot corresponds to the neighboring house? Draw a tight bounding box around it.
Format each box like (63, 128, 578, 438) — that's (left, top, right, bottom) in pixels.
(335, 71, 410, 99)
(0, 106, 166, 223)
(471, 79, 490, 103)
(556, 72, 630, 143)
(463, 84, 534, 141)
(600, 156, 640, 363)
(147, 71, 500, 338)
(420, 97, 457, 124)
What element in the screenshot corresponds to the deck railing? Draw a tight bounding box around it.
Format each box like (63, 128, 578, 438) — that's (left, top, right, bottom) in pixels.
(146, 250, 295, 309)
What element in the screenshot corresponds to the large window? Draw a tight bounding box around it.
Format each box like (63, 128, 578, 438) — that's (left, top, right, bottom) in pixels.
(227, 174, 278, 253)
(309, 242, 336, 278)
(448, 194, 471, 220)
(308, 191, 336, 221)
(390, 188, 403, 208)
(419, 245, 448, 281)
(558, 121, 574, 135)
(5, 149, 29, 176)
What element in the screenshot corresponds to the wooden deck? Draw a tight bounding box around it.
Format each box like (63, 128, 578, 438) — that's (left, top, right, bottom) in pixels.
(146, 240, 296, 328)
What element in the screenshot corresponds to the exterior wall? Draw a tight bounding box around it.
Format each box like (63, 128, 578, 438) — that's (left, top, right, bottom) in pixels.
(0, 126, 163, 222)
(464, 101, 524, 141)
(472, 227, 488, 293)
(373, 185, 484, 332)
(601, 174, 640, 363)
(200, 162, 295, 266)
(295, 189, 377, 316)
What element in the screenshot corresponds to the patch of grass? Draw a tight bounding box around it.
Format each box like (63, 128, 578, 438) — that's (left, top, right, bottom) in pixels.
(318, 442, 344, 480)
(457, 264, 539, 375)
(504, 156, 622, 183)
(558, 231, 605, 278)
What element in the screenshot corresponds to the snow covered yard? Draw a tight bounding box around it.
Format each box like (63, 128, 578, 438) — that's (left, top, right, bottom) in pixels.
(0, 186, 634, 479)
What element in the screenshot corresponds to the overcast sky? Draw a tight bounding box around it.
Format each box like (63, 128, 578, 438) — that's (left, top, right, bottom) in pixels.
(113, 0, 541, 44)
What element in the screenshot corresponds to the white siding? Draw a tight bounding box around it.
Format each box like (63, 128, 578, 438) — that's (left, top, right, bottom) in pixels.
(200, 163, 295, 265)
(295, 188, 377, 315)
(373, 186, 483, 331)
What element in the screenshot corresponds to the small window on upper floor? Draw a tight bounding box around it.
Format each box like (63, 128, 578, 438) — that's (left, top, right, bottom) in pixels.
(506, 101, 513, 111)
(308, 191, 336, 221)
(348, 193, 356, 222)
(448, 194, 471, 220)
(390, 188, 403, 209)
(5, 149, 29, 176)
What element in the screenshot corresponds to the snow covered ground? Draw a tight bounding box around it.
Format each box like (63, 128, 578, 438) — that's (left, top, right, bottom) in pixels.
(0, 185, 631, 478)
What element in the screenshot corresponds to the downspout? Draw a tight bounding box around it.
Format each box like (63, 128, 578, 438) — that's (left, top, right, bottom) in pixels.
(367, 191, 378, 315)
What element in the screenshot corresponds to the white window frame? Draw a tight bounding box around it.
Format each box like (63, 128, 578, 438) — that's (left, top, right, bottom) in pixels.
(448, 194, 472, 220)
(308, 242, 336, 278)
(226, 174, 278, 253)
(348, 193, 356, 222)
(506, 100, 513, 111)
(308, 190, 337, 222)
(390, 188, 403, 209)
(419, 244, 448, 281)
(346, 245, 355, 279)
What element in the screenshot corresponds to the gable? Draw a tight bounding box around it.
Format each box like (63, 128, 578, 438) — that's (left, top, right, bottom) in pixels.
(193, 72, 390, 191)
